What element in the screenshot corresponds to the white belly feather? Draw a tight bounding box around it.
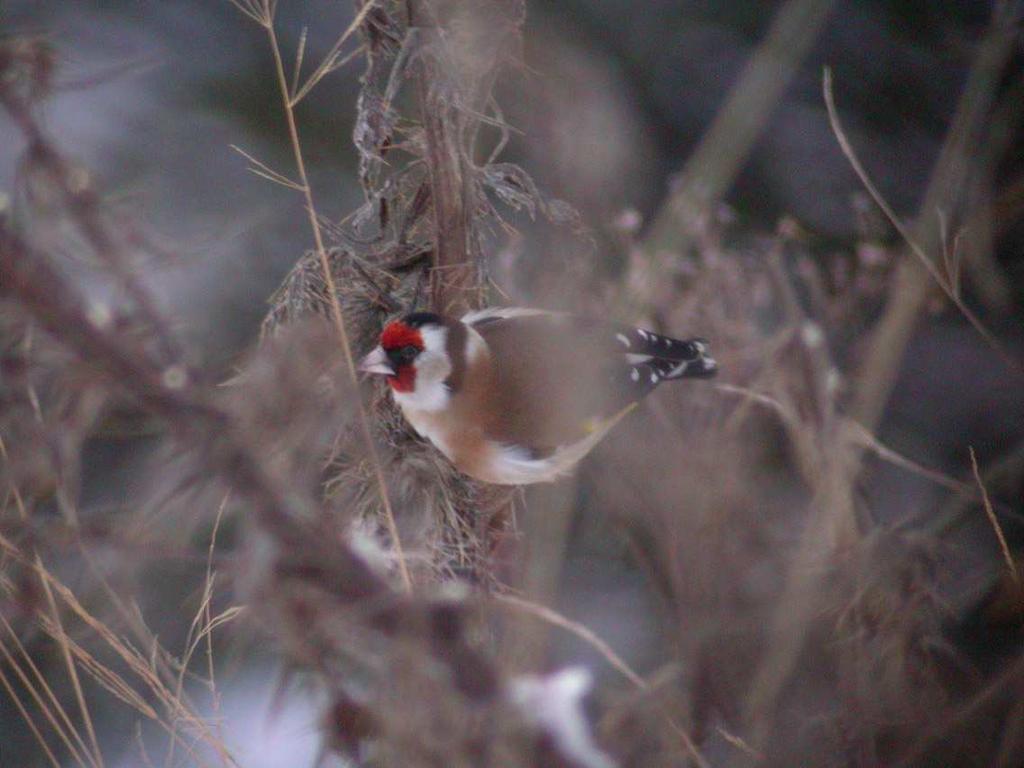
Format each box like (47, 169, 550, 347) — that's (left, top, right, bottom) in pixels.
(399, 400, 633, 485)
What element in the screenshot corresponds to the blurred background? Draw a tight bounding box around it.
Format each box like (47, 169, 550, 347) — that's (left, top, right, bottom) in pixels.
(2, 0, 1023, 766)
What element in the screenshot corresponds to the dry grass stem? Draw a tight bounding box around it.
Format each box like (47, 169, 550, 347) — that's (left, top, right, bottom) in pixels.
(644, 0, 835, 260)
(493, 592, 645, 689)
(823, 67, 1022, 379)
(289, 0, 377, 106)
(841, 0, 1024, 434)
(493, 592, 712, 768)
(37, 558, 105, 768)
(0, 620, 93, 767)
(0, 658, 63, 768)
(229, 145, 304, 191)
(970, 446, 1018, 586)
(260, 4, 413, 592)
(845, 421, 974, 495)
(0, 534, 238, 766)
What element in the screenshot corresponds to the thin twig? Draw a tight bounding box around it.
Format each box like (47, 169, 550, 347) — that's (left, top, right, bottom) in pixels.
(204, 494, 229, 721)
(493, 593, 644, 688)
(262, 9, 413, 591)
(290, 26, 308, 98)
(230, 144, 305, 191)
(165, 493, 232, 768)
(0, 535, 236, 767)
(32, 612, 160, 720)
(0, 438, 103, 768)
(416, 47, 476, 315)
(0, 618, 93, 768)
(0, 88, 187, 373)
(290, 0, 379, 107)
(1, 217, 390, 605)
(493, 592, 712, 768)
(718, 384, 975, 495)
(970, 446, 1018, 585)
(930, 438, 1024, 535)
(1, 163, 399, 768)
(0, 659, 62, 768)
(225, 0, 267, 27)
(823, 68, 1023, 378)
(38, 558, 106, 768)
(846, 421, 973, 495)
(835, 0, 1023, 436)
(643, 0, 836, 255)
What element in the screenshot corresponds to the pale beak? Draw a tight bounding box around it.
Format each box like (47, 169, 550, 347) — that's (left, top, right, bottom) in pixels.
(358, 346, 394, 376)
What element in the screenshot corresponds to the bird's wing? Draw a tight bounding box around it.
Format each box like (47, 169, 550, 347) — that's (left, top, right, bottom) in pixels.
(462, 309, 716, 458)
(466, 312, 608, 457)
(462, 313, 620, 455)
(461, 306, 560, 325)
(479, 402, 638, 484)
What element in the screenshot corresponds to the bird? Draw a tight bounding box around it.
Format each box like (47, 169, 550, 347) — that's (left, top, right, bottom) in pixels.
(358, 307, 717, 485)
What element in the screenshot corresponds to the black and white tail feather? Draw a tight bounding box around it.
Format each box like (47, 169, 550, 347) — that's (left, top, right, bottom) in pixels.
(613, 326, 718, 400)
(463, 306, 718, 408)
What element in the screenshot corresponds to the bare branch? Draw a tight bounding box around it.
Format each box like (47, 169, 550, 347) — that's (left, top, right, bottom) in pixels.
(823, 68, 1022, 380)
(262, 14, 414, 591)
(290, 1, 379, 107)
(838, 0, 1024, 434)
(643, 0, 836, 256)
(229, 144, 305, 191)
(970, 446, 1018, 587)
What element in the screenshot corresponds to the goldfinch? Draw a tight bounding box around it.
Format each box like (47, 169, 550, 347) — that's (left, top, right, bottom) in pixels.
(358, 308, 717, 485)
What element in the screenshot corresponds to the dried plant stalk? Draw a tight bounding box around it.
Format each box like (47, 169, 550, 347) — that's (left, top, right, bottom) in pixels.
(848, 0, 1024, 434)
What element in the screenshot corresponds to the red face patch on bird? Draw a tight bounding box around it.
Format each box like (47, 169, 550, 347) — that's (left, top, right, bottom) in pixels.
(380, 320, 424, 393)
(380, 320, 424, 352)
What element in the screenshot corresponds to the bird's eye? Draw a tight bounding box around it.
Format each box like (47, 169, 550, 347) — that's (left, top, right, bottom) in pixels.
(385, 344, 420, 369)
